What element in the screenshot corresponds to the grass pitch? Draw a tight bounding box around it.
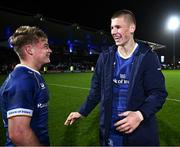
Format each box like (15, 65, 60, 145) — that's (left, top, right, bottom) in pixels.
(0, 70, 180, 146)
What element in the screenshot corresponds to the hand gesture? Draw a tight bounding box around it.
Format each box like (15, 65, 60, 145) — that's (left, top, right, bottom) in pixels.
(114, 111, 143, 134)
(64, 112, 82, 125)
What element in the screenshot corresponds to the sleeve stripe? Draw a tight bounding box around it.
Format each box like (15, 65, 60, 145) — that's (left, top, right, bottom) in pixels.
(7, 108, 33, 118)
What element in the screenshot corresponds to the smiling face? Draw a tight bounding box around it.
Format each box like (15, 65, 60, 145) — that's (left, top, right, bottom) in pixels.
(31, 38, 52, 67)
(10, 26, 53, 70)
(111, 16, 136, 47)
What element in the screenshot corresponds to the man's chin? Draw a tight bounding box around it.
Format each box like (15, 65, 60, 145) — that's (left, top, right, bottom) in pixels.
(115, 42, 123, 46)
(44, 60, 50, 64)
(115, 40, 127, 46)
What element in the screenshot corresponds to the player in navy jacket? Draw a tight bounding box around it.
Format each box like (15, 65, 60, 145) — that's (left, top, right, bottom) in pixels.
(65, 10, 167, 146)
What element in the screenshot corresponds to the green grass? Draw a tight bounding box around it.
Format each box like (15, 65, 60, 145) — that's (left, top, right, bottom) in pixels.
(157, 70, 180, 145)
(0, 74, 6, 145)
(0, 70, 180, 146)
(45, 73, 99, 145)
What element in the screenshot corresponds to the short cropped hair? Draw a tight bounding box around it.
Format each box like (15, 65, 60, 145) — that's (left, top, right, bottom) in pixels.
(111, 9, 136, 26)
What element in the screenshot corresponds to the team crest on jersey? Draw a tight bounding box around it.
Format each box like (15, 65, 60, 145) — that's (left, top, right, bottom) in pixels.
(120, 74, 126, 79)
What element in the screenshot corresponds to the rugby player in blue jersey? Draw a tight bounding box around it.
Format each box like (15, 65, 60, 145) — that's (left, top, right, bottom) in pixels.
(65, 10, 167, 146)
(0, 26, 52, 146)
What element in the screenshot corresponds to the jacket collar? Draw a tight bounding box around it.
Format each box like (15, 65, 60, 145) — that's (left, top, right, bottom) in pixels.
(106, 40, 152, 55)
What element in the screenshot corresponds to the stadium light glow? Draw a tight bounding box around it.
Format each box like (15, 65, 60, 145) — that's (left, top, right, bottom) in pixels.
(166, 15, 180, 69)
(69, 44, 73, 53)
(167, 16, 180, 31)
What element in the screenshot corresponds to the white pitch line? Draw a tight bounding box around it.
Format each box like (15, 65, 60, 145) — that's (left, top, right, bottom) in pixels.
(48, 83, 180, 103)
(167, 98, 180, 102)
(48, 83, 90, 90)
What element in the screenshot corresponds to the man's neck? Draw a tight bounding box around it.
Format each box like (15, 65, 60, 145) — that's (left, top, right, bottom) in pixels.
(20, 60, 41, 71)
(118, 40, 136, 58)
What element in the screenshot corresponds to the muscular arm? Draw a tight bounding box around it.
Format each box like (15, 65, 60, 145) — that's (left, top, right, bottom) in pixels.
(8, 116, 41, 146)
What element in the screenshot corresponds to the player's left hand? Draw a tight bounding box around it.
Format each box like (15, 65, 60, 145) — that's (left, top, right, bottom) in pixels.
(114, 111, 143, 134)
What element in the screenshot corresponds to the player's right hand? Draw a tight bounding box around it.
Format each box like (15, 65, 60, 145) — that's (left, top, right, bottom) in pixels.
(64, 112, 82, 125)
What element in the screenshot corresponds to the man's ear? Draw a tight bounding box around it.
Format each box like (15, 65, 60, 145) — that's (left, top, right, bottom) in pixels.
(24, 45, 33, 55)
(130, 24, 136, 34)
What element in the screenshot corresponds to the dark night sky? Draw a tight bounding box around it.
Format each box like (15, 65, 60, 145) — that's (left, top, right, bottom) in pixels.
(1, 0, 180, 63)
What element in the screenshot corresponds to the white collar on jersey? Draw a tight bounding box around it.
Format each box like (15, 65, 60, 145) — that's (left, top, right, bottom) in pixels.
(15, 64, 41, 75)
(118, 43, 138, 59)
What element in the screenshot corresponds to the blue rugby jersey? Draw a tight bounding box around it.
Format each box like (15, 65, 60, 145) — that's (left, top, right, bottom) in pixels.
(0, 64, 50, 146)
(109, 43, 139, 146)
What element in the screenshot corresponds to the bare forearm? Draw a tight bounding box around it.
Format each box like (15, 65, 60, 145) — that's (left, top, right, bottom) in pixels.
(11, 128, 41, 146)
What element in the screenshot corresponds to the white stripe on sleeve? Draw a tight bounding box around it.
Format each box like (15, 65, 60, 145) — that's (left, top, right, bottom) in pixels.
(7, 108, 33, 118)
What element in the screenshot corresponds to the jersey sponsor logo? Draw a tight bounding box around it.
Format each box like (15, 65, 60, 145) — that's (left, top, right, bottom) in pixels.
(7, 108, 33, 118)
(40, 83, 46, 89)
(37, 103, 48, 108)
(113, 78, 129, 84)
(113, 74, 129, 84)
